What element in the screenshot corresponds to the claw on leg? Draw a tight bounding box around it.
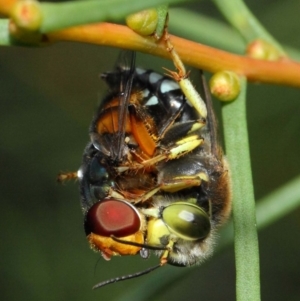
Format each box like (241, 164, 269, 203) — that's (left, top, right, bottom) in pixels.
(163, 29, 208, 119)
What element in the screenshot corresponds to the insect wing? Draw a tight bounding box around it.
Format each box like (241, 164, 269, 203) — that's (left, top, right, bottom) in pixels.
(95, 51, 136, 163)
(115, 51, 136, 162)
(199, 71, 221, 160)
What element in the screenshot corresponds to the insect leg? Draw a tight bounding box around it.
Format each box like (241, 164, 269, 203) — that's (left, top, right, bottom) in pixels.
(163, 30, 208, 119)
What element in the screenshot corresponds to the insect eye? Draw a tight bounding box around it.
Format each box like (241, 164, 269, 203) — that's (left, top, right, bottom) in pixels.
(84, 199, 141, 237)
(162, 202, 211, 240)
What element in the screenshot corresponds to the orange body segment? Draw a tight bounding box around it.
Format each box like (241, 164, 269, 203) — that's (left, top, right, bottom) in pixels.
(96, 107, 132, 135)
(87, 231, 144, 258)
(130, 114, 156, 157)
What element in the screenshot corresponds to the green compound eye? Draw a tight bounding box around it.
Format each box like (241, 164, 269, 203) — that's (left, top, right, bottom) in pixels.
(162, 202, 211, 240)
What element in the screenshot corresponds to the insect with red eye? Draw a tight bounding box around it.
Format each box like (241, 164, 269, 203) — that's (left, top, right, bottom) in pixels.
(60, 50, 231, 288)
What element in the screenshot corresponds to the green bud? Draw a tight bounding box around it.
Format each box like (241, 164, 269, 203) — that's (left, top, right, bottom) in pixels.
(246, 39, 282, 61)
(126, 9, 158, 36)
(11, 0, 43, 31)
(209, 71, 241, 102)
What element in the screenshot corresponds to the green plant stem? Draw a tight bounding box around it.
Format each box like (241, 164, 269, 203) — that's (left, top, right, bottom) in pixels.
(212, 0, 286, 56)
(222, 77, 261, 301)
(170, 8, 300, 60)
(4, 5, 300, 60)
(169, 8, 246, 54)
(39, 0, 185, 33)
(0, 19, 10, 45)
(169, 8, 300, 60)
(255, 175, 300, 229)
(219, 174, 300, 249)
(155, 4, 168, 39)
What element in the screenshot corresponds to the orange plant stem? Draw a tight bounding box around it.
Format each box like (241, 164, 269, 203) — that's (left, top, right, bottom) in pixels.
(47, 23, 300, 88)
(0, 0, 16, 15)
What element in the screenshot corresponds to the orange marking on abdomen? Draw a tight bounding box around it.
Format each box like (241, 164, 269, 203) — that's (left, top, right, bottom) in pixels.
(130, 114, 156, 157)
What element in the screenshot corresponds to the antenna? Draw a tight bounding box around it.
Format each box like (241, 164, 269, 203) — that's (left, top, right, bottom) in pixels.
(93, 264, 161, 289)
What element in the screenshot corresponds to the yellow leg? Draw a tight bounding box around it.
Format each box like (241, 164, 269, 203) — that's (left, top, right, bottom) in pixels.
(163, 30, 207, 119)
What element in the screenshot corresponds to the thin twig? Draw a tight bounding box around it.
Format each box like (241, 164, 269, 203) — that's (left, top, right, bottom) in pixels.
(46, 23, 300, 88)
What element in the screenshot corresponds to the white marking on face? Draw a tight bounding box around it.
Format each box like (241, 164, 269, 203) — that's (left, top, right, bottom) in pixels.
(149, 72, 163, 84)
(160, 80, 180, 93)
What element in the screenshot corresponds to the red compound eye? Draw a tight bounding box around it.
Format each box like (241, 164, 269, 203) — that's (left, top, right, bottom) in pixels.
(84, 199, 141, 237)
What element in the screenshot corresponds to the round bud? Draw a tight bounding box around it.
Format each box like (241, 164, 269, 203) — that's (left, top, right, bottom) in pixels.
(246, 39, 282, 61)
(209, 71, 241, 102)
(126, 9, 158, 36)
(11, 0, 43, 31)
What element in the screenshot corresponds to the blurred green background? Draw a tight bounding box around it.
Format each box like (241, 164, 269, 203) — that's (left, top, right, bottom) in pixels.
(1, 1, 300, 300)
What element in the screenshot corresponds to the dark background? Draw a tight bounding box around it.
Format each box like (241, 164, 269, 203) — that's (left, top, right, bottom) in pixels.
(1, 1, 300, 300)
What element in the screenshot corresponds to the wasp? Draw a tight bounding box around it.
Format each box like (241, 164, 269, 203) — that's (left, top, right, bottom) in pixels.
(61, 50, 231, 288)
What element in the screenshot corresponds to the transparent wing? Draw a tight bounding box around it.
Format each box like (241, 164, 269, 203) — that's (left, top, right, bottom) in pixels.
(115, 51, 136, 162)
